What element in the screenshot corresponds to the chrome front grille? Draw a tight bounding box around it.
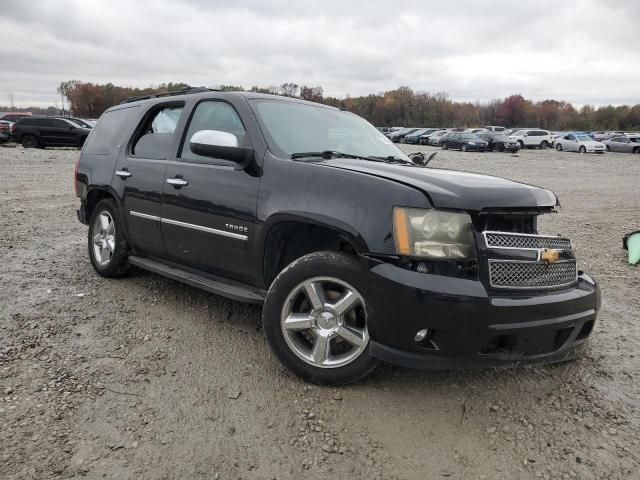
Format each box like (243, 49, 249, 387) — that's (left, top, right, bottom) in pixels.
(489, 260, 577, 289)
(483, 230, 577, 289)
(484, 231, 571, 250)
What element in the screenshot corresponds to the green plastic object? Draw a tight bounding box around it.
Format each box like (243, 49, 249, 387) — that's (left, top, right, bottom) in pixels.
(627, 232, 640, 265)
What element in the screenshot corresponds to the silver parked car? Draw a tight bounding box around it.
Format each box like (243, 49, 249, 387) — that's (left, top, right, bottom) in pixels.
(555, 133, 606, 154)
(602, 135, 640, 154)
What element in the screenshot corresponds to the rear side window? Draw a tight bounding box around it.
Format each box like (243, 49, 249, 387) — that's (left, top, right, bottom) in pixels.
(83, 106, 139, 155)
(39, 119, 69, 128)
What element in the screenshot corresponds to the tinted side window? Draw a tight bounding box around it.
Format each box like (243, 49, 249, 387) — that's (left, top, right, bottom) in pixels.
(131, 105, 184, 158)
(83, 106, 140, 155)
(19, 118, 35, 126)
(180, 101, 248, 163)
(49, 119, 69, 128)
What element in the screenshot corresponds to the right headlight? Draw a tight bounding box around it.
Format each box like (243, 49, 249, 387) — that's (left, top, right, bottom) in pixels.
(393, 207, 475, 259)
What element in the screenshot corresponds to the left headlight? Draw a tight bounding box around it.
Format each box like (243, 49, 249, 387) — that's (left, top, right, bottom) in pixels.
(393, 207, 475, 259)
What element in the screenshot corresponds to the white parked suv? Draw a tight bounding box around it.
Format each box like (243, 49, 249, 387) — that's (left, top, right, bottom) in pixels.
(509, 129, 553, 149)
(554, 132, 606, 154)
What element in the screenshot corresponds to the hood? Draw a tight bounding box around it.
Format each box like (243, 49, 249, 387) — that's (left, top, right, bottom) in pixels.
(582, 140, 604, 147)
(320, 159, 558, 210)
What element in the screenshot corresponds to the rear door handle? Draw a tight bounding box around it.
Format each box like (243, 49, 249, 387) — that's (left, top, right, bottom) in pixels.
(166, 178, 188, 187)
(115, 169, 132, 178)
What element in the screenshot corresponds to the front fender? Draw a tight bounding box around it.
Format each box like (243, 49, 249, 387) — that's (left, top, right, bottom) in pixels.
(256, 152, 429, 258)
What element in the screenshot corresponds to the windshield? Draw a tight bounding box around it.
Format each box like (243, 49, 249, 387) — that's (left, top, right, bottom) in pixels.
(251, 100, 410, 161)
(493, 134, 511, 142)
(576, 135, 592, 141)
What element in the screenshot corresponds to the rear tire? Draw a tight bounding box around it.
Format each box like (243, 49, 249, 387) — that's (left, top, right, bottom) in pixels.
(461, 144, 468, 152)
(88, 198, 131, 278)
(263, 251, 379, 385)
(540, 140, 549, 149)
(633, 147, 640, 154)
(21, 135, 39, 148)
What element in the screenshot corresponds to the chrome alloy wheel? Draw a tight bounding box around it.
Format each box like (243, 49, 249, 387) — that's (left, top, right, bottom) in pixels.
(92, 211, 116, 266)
(280, 277, 369, 369)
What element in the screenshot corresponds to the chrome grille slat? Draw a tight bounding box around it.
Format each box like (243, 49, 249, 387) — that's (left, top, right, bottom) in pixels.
(484, 231, 571, 251)
(489, 260, 577, 289)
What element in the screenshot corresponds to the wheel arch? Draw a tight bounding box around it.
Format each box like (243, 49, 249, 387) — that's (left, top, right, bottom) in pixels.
(84, 186, 121, 224)
(260, 213, 367, 288)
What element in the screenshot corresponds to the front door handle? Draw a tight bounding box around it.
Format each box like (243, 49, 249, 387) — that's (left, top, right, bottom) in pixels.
(166, 177, 188, 187)
(115, 169, 132, 178)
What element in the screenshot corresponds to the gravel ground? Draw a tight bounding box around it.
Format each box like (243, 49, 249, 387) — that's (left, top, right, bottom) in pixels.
(1, 143, 639, 480)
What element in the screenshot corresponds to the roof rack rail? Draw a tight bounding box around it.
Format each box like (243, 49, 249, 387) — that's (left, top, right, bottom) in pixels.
(120, 87, 220, 104)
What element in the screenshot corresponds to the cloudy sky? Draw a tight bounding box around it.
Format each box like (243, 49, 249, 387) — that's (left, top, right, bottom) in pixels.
(1, 0, 638, 107)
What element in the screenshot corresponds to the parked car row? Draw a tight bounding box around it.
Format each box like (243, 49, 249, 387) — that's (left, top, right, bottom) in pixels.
(377, 125, 640, 155)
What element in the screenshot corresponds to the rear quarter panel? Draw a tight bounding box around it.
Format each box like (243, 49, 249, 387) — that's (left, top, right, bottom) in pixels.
(76, 105, 143, 202)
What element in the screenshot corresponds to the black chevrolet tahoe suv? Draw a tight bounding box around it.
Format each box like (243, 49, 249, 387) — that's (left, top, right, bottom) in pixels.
(75, 89, 600, 384)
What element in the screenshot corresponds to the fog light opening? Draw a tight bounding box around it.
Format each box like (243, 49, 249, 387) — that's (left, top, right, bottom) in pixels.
(414, 329, 430, 342)
(416, 262, 429, 274)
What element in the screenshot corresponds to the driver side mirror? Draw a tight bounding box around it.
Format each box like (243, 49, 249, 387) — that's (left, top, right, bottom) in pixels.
(190, 130, 253, 168)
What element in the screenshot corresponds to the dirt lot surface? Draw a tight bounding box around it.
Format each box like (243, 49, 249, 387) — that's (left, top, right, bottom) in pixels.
(1, 143, 639, 480)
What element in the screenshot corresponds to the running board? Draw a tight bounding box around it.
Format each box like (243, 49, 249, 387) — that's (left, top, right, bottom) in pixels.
(128, 256, 265, 304)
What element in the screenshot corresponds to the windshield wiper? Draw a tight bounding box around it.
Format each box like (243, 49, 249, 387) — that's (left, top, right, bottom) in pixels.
(368, 155, 414, 165)
(291, 150, 383, 162)
(291, 150, 413, 165)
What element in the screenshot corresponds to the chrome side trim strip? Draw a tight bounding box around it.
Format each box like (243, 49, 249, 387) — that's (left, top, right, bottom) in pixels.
(161, 218, 248, 241)
(130, 210, 161, 222)
(128, 211, 248, 241)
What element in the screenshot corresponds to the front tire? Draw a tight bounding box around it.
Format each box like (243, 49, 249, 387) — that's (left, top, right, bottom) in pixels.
(556, 143, 563, 151)
(579, 146, 586, 154)
(441, 143, 448, 150)
(518, 140, 525, 150)
(461, 144, 468, 152)
(88, 198, 131, 277)
(263, 251, 379, 385)
(21, 135, 39, 148)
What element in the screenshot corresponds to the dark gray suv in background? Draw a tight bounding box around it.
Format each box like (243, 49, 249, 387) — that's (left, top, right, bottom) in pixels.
(13, 116, 91, 148)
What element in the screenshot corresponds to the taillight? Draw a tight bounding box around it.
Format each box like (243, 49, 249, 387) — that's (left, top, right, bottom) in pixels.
(10, 124, 16, 133)
(74, 156, 80, 196)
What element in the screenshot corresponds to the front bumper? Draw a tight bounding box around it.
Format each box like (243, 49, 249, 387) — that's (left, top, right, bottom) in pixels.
(362, 259, 600, 370)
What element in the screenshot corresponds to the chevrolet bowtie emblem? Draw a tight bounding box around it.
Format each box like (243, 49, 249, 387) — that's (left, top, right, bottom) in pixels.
(540, 248, 561, 263)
